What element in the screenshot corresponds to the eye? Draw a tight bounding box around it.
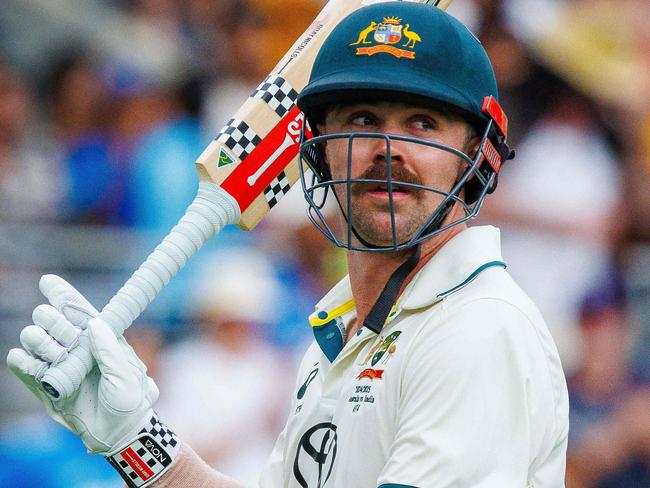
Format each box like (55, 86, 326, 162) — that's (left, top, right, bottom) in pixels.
(349, 112, 378, 127)
(409, 115, 436, 131)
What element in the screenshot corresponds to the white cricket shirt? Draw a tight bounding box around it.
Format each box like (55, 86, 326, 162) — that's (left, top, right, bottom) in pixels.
(260, 226, 569, 488)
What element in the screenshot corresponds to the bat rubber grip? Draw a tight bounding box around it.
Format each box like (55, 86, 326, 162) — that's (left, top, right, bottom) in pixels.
(40, 333, 92, 399)
(40, 182, 241, 399)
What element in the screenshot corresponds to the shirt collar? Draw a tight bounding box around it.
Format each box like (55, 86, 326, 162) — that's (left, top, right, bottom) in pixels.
(400, 225, 505, 309)
(311, 276, 353, 323)
(310, 225, 506, 323)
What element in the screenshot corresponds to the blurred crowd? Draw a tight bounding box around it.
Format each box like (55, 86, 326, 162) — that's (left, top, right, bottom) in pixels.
(0, 0, 648, 486)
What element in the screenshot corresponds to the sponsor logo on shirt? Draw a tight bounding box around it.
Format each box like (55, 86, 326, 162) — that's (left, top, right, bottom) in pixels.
(293, 422, 338, 488)
(297, 364, 320, 400)
(295, 363, 320, 416)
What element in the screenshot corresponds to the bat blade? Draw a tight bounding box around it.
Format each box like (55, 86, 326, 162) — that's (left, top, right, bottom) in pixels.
(196, 0, 455, 230)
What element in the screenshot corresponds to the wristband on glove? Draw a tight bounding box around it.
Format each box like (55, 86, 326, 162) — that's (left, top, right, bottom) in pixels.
(106, 412, 180, 487)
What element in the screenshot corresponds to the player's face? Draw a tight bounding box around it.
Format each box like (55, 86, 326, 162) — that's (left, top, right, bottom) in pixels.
(319, 102, 477, 248)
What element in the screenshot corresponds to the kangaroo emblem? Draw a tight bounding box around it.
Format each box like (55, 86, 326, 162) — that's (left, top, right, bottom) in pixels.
(402, 24, 422, 48)
(350, 21, 377, 46)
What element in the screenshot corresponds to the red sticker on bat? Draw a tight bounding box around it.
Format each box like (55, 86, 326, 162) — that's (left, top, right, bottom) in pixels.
(221, 106, 312, 212)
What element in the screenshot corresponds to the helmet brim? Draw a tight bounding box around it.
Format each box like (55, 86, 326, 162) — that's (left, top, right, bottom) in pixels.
(297, 72, 486, 129)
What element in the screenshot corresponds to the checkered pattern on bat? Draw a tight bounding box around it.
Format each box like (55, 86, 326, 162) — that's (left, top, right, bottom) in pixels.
(217, 118, 262, 161)
(264, 171, 292, 208)
(140, 412, 179, 451)
(252, 75, 298, 117)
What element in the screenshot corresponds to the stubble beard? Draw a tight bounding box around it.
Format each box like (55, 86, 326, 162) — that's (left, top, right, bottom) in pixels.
(350, 201, 434, 247)
(334, 164, 443, 247)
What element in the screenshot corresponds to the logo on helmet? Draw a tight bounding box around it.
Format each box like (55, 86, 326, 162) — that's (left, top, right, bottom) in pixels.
(374, 16, 402, 44)
(350, 17, 421, 60)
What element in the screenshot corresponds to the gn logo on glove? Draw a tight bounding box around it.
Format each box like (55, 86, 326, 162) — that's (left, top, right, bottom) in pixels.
(350, 17, 421, 59)
(108, 435, 172, 488)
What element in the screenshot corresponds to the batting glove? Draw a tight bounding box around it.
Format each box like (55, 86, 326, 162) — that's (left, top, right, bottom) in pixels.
(6, 275, 180, 487)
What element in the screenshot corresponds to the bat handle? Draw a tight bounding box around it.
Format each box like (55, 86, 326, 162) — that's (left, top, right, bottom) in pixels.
(39, 182, 241, 399)
(420, 0, 453, 9)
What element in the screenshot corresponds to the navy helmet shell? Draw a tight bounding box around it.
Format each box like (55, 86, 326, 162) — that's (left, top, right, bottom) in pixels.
(297, 1, 498, 126)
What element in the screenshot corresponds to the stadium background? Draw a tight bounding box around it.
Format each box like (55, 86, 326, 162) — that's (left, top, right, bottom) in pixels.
(0, 0, 648, 486)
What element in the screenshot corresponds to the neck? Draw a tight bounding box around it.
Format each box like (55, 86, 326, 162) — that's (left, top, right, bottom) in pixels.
(346, 222, 466, 340)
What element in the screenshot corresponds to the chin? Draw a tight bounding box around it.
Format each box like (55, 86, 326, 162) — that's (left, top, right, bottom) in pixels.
(355, 225, 421, 248)
(349, 208, 429, 246)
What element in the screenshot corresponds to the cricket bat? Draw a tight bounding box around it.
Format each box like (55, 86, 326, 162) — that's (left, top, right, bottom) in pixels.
(41, 0, 456, 399)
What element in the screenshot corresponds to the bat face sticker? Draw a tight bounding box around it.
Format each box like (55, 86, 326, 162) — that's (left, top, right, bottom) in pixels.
(218, 148, 236, 168)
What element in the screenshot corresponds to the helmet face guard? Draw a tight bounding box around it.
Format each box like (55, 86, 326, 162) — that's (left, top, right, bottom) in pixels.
(298, 112, 507, 253)
(295, 3, 514, 252)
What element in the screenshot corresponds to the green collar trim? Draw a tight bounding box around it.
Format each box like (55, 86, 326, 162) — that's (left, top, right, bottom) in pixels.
(436, 260, 506, 298)
(312, 261, 506, 362)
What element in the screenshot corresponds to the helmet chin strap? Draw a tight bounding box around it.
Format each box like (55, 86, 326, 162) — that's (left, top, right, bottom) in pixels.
(353, 181, 459, 334)
(363, 244, 421, 334)
(418, 197, 455, 239)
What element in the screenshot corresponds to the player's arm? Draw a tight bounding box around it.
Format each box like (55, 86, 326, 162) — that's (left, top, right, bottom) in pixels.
(6, 275, 246, 488)
(145, 444, 244, 488)
(376, 298, 568, 488)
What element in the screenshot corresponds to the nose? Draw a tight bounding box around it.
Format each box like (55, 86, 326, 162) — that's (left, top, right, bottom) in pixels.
(369, 129, 407, 167)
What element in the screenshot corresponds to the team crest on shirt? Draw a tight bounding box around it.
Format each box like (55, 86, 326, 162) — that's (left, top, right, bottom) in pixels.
(359, 330, 402, 368)
(350, 331, 402, 412)
(350, 17, 421, 59)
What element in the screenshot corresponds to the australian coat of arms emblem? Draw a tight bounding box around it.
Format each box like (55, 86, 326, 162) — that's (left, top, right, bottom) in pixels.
(350, 17, 421, 59)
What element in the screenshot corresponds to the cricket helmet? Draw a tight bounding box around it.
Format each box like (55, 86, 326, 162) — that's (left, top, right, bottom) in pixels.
(297, 1, 513, 252)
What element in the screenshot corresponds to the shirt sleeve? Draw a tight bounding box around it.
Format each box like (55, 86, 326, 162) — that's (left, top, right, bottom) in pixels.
(148, 443, 246, 488)
(376, 298, 562, 488)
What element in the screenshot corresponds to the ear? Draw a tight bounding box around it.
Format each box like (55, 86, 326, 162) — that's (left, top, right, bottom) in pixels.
(466, 134, 481, 158)
(315, 123, 328, 155)
(457, 133, 481, 180)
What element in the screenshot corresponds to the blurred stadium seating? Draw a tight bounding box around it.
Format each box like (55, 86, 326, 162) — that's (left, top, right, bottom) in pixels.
(0, 1, 648, 486)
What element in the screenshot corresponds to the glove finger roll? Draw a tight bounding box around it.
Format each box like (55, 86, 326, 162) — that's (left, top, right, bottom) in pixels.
(7, 348, 49, 381)
(20, 325, 68, 365)
(39, 274, 98, 328)
(33, 304, 80, 348)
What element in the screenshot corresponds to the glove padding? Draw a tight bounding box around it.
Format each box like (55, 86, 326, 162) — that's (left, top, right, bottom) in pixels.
(7, 275, 159, 454)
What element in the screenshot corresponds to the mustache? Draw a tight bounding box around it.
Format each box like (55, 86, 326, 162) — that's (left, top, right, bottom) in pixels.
(349, 164, 423, 195)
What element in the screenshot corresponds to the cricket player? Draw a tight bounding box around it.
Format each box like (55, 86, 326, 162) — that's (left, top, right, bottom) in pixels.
(7, 3, 569, 487)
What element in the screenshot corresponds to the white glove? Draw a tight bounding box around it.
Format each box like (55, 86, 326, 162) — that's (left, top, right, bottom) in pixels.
(7, 275, 179, 486)
(7, 274, 158, 452)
